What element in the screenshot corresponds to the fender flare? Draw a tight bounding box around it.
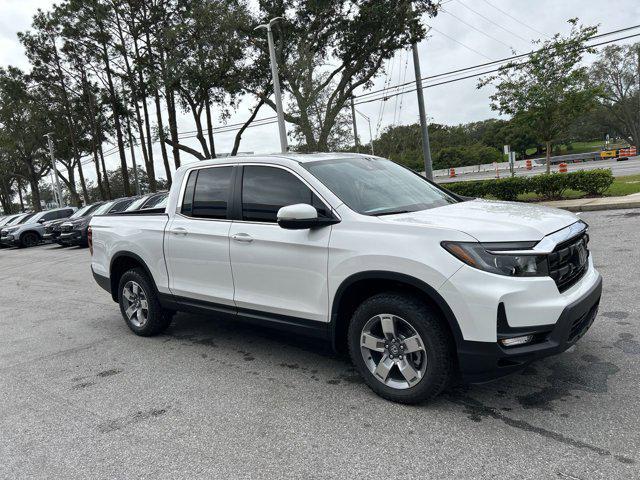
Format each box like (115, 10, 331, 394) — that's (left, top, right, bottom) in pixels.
(109, 251, 161, 302)
(329, 270, 464, 349)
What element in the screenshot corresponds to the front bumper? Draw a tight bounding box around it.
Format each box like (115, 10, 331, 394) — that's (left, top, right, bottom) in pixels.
(43, 232, 61, 241)
(457, 273, 602, 382)
(0, 234, 17, 246)
(59, 229, 83, 245)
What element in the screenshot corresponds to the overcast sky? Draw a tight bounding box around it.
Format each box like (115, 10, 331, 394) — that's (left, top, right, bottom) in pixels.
(1, 0, 639, 185)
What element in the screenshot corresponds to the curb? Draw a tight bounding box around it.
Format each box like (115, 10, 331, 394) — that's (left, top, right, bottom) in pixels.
(544, 200, 640, 213)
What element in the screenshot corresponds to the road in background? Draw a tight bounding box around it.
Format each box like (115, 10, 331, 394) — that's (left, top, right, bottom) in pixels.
(436, 156, 640, 183)
(1, 210, 639, 479)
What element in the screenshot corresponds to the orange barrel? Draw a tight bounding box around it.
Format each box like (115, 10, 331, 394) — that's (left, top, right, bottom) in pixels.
(559, 162, 568, 173)
(526, 159, 532, 170)
(449, 168, 456, 178)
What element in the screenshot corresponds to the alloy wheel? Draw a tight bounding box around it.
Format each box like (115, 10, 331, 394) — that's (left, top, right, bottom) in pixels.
(122, 281, 149, 327)
(360, 314, 427, 390)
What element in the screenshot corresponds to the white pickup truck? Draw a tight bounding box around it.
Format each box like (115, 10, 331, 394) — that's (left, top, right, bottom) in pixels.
(90, 153, 601, 404)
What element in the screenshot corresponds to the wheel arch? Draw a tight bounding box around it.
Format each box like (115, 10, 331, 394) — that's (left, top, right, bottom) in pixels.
(330, 271, 463, 355)
(109, 252, 159, 303)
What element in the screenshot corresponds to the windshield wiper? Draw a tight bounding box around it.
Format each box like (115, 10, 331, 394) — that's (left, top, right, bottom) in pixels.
(369, 209, 413, 217)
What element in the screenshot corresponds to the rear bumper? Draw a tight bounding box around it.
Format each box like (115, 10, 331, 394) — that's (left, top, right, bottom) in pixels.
(457, 273, 602, 382)
(92, 267, 111, 295)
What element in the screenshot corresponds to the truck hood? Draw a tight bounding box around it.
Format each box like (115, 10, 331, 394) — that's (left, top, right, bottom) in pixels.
(379, 199, 579, 242)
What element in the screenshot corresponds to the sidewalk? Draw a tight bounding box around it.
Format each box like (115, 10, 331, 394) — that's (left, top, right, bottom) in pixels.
(541, 192, 640, 212)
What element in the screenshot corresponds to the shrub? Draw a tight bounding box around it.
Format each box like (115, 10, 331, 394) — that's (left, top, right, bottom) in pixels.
(568, 169, 613, 195)
(443, 169, 613, 200)
(485, 177, 530, 201)
(530, 173, 570, 199)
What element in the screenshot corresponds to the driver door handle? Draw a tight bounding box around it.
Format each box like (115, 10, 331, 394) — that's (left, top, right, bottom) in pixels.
(232, 233, 253, 243)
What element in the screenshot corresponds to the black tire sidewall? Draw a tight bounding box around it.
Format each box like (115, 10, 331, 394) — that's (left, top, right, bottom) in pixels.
(118, 269, 170, 336)
(21, 232, 39, 248)
(348, 293, 453, 404)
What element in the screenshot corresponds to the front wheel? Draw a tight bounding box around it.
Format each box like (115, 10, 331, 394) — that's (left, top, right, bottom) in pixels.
(118, 269, 172, 336)
(20, 232, 40, 248)
(348, 293, 454, 404)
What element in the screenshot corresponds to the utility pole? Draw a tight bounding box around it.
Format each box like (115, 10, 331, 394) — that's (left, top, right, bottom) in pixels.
(45, 133, 64, 207)
(355, 109, 375, 155)
(412, 39, 433, 179)
(255, 17, 288, 153)
(349, 91, 360, 152)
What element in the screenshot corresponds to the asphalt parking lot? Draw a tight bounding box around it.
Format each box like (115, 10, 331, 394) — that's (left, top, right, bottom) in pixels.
(1, 209, 639, 479)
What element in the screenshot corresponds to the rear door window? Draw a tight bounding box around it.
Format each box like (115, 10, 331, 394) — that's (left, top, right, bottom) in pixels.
(189, 166, 233, 219)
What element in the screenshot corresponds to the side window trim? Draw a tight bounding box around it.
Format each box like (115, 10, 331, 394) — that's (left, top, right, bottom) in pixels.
(237, 163, 336, 225)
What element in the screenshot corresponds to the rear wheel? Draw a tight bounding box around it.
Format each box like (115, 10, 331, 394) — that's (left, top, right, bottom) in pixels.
(118, 269, 172, 336)
(20, 232, 40, 248)
(348, 293, 454, 404)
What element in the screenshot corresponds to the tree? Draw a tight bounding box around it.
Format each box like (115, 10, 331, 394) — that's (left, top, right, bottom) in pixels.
(253, 0, 438, 151)
(0, 67, 51, 212)
(591, 42, 640, 148)
(480, 19, 600, 173)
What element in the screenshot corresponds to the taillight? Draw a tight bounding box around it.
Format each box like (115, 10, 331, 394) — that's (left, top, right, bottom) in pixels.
(88, 226, 93, 255)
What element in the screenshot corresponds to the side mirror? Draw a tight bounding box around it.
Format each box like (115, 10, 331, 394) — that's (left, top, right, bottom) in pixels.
(38, 218, 45, 224)
(277, 204, 319, 230)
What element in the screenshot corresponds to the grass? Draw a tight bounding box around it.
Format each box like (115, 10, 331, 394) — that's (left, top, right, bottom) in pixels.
(516, 174, 640, 202)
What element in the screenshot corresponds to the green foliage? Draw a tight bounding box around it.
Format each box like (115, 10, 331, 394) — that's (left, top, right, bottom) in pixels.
(480, 19, 601, 172)
(567, 169, 614, 195)
(445, 169, 614, 201)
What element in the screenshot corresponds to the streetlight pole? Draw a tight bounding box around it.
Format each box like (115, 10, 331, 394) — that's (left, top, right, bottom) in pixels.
(412, 37, 433, 179)
(45, 133, 64, 207)
(255, 17, 288, 153)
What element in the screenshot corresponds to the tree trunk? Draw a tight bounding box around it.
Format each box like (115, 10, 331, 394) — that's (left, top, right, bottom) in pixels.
(98, 141, 112, 199)
(95, 11, 131, 197)
(77, 160, 89, 205)
(92, 145, 106, 200)
(545, 140, 551, 174)
(62, 167, 82, 207)
(17, 180, 25, 211)
(166, 87, 181, 168)
(205, 92, 216, 158)
(26, 170, 42, 212)
(232, 99, 265, 156)
(153, 87, 172, 186)
(126, 116, 141, 195)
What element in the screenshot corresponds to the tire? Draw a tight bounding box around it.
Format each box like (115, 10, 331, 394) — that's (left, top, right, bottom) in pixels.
(118, 268, 172, 336)
(348, 293, 454, 404)
(20, 231, 40, 248)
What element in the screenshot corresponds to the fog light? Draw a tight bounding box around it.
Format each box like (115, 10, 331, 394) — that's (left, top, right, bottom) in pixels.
(499, 335, 534, 347)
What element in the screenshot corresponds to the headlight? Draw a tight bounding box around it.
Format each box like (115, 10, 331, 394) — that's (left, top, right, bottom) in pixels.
(4, 227, 18, 234)
(441, 241, 548, 277)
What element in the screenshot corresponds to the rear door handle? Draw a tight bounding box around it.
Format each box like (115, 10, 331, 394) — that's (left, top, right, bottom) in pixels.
(170, 227, 188, 236)
(232, 233, 253, 243)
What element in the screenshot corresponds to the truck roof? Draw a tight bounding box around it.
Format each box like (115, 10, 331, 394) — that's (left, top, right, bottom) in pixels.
(179, 152, 373, 170)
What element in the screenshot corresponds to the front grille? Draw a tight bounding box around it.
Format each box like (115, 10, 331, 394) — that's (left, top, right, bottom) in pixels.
(61, 225, 73, 233)
(548, 232, 589, 292)
(568, 302, 599, 342)
(45, 226, 53, 234)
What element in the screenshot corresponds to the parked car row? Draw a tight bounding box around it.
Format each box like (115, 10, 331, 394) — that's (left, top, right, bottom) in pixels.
(0, 192, 168, 249)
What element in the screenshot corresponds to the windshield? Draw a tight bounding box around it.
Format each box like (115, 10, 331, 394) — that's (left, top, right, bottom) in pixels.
(69, 204, 93, 219)
(142, 193, 168, 209)
(304, 157, 457, 215)
(0, 215, 16, 227)
(124, 196, 148, 212)
(92, 201, 115, 216)
(7, 213, 35, 226)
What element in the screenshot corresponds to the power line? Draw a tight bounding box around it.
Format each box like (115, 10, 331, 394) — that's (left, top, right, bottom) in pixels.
(479, 0, 550, 39)
(440, 6, 515, 51)
(352, 32, 640, 107)
(429, 26, 494, 61)
(454, 0, 531, 44)
(355, 24, 640, 101)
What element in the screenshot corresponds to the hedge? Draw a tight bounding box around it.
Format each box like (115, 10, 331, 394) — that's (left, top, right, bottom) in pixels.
(444, 169, 614, 201)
